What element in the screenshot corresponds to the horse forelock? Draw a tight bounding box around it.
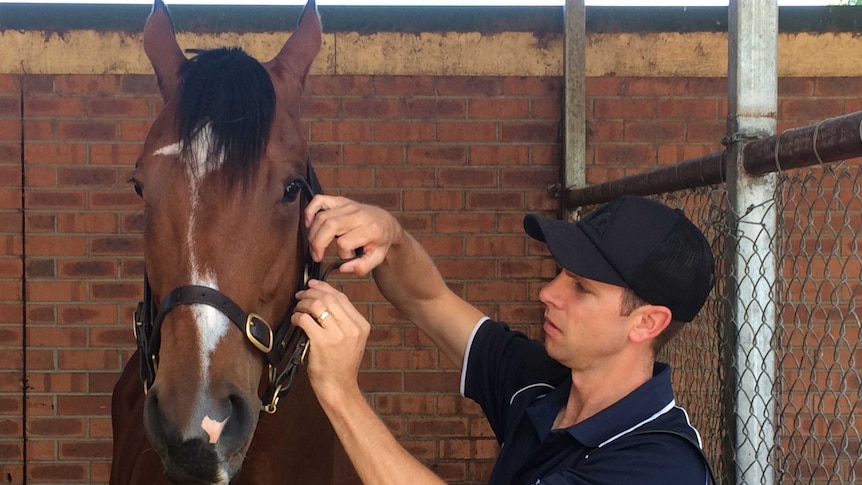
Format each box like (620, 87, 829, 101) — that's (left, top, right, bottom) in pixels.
(176, 47, 276, 185)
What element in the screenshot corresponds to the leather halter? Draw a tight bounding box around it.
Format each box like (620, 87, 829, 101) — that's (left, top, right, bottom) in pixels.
(132, 160, 348, 414)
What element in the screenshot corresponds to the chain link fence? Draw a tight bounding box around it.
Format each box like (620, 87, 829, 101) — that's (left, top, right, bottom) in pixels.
(571, 146, 862, 484)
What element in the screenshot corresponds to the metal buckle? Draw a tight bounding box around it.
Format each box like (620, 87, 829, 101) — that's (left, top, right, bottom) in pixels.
(263, 384, 282, 414)
(133, 302, 143, 340)
(245, 313, 273, 353)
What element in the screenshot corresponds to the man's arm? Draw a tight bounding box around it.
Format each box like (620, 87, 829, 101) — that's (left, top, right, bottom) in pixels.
(305, 195, 483, 366)
(292, 280, 448, 485)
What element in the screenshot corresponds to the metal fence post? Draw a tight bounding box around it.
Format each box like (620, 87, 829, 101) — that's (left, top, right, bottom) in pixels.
(726, 1, 778, 484)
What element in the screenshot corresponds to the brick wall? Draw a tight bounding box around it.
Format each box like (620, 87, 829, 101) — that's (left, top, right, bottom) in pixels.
(2, 70, 862, 484)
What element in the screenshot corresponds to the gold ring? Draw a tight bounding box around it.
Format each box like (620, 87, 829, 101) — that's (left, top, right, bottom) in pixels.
(317, 310, 330, 323)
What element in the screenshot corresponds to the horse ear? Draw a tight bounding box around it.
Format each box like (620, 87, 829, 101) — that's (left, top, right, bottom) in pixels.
(143, 0, 186, 101)
(265, 0, 321, 89)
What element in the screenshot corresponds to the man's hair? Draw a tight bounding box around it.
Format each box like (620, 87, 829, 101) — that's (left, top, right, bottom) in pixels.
(619, 287, 685, 355)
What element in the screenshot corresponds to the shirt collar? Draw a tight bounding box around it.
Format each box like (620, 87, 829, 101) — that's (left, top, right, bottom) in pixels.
(526, 362, 675, 447)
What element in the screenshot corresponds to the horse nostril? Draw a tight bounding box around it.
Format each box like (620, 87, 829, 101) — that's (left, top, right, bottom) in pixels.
(216, 393, 253, 455)
(142, 389, 177, 454)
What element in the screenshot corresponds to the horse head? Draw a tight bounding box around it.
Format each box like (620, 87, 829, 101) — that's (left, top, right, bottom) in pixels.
(129, 1, 321, 482)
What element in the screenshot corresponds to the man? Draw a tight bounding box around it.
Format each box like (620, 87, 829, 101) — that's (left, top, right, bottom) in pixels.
(291, 194, 715, 484)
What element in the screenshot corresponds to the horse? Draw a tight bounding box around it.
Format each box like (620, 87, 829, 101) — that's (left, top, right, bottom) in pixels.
(110, 1, 358, 483)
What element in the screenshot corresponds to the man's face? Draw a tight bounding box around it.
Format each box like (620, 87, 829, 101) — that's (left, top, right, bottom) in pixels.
(538, 269, 635, 370)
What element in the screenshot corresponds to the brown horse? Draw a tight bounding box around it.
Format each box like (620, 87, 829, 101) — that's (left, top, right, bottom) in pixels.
(110, 1, 357, 483)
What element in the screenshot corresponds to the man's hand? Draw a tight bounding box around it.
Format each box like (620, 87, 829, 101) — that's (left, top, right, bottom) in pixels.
(291, 279, 370, 404)
(305, 195, 402, 277)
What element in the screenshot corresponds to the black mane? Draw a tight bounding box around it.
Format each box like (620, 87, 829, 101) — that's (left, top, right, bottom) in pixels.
(177, 47, 276, 183)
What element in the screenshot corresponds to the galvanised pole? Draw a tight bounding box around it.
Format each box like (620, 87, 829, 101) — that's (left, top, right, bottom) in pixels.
(726, 1, 778, 484)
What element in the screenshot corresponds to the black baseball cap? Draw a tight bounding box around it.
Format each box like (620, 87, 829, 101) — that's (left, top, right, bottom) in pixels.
(523, 195, 714, 322)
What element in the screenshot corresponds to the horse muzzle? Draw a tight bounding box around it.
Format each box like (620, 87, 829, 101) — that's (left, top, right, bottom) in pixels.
(143, 386, 255, 484)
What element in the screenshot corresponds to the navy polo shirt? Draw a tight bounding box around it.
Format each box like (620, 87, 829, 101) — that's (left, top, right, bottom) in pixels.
(461, 318, 710, 485)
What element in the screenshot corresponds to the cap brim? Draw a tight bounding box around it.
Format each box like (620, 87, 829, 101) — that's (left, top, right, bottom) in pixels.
(524, 214, 628, 288)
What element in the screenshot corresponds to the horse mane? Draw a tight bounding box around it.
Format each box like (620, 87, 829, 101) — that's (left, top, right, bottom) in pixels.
(177, 47, 276, 184)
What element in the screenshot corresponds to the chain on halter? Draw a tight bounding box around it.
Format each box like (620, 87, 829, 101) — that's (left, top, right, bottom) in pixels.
(132, 159, 362, 414)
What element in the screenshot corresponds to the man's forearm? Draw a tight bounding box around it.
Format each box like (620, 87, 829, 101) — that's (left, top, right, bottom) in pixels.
(317, 385, 447, 485)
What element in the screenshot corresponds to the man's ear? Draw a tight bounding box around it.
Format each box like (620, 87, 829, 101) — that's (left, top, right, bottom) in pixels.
(629, 305, 673, 344)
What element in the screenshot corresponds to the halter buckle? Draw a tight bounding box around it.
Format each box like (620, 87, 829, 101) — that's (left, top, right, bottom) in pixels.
(263, 384, 282, 414)
(245, 313, 274, 353)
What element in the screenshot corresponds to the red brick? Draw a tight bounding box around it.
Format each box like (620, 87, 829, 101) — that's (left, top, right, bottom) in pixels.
(357, 371, 402, 392)
(56, 213, 118, 233)
(60, 440, 113, 460)
(24, 143, 87, 165)
(56, 394, 112, 416)
(22, 74, 53, 95)
(687, 77, 726, 96)
(657, 98, 719, 119)
(409, 417, 467, 437)
(119, 120, 153, 141)
(373, 121, 434, 142)
(585, 77, 626, 96)
(405, 98, 466, 120)
(375, 167, 435, 188)
(438, 168, 497, 188)
(625, 78, 687, 96)
(686, 121, 725, 143)
(437, 122, 496, 142)
(500, 121, 560, 143)
(403, 190, 464, 211)
(311, 121, 372, 142)
(437, 78, 501, 97)
(465, 235, 524, 257)
(24, 167, 55, 187)
(26, 281, 87, 302)
(594, 144, 656, 166)
(468, 98, 529, 119)
(119, 75, 159, 95)
(309, 76, 372, 96)
(87, 190, 144, 210)
(90, 327, 133, 347)
(24, 236, 87, 256)
(435, 213, 495, 233)
(502, 77, 563, 96)
(374, 394, 434, 415)
(469, 145, 529, 166)
(374, 76, 435, 96)
(465, 192, 523, 211)
(342, 144, 403, 165)
(27, 418, 85, 437)
(26, 190, 85, 209)
(0, 74, 21, 94)
(0, 97, 20, 117)
(90, 282, 139, 300)
(500, 167, 556, 188)
(343, 97, 402, 119)
(54, 75, 117, 95)
(302, 96, 340, 119)
(813, 77, 862, 96)
(588, 120, 623, 142)
(0, 144, 20, 163)
(88, 97, 150, 118)
(624, 121, 685, 142)
(58, 260, 117, 278)
(309, 144, 342, 164)
(404, 371, 459, 392)
(530, 98, 562, 119)
(375, 349, 437, 369)
(28, 463, 87, 482)
(25, 97, 84, 117)
(781, 98, 844, 121)
(89, 143, 142, 165)
(26, 372, 88, 393)
(307, 168, 367, 191)
(594, 98, 654, 119)
(436, 258, 495, 279)
(58, 120, 117, 141)
(89, 236, 143, 255)
(0, 121, 21, 141)
(406, 145, 466, 166)
(778, 77, 814, 97)
(22, 120, 53, 140)
(58, 304, 121, 325)
(467, 281, 528, 301)
(57, 167, 119, 187)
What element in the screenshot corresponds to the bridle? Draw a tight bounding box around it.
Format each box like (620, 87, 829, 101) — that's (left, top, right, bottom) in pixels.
(132, 160, 356, 414)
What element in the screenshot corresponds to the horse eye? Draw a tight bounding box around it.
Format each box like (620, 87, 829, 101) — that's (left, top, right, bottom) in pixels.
(130, 179, 143, 198)
(282, 181, 302, 204)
